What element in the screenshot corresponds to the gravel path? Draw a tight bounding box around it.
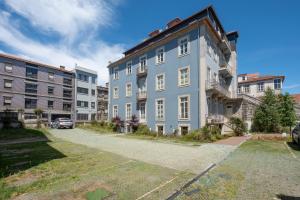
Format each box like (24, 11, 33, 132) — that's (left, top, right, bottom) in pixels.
(49, 128, 236, 174)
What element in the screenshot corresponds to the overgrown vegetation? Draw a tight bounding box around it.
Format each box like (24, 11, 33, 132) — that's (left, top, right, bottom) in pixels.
(252, 89, 297, 133)
(183, 125, 226, 142)
(34, 108, 44, 129)
(228, 117, 246, 136)
(78, 120, 114, 133)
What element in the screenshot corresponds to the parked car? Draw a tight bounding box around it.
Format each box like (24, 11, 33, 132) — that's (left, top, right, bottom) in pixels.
(292, 123, 300, 145)
(52, 118, 73, 129)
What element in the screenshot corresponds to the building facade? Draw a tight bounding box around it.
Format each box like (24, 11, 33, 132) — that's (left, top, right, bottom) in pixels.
(108, 6, 239, 135)
(0, 53, 75, 124)
(74, 65, 98, 122)
(97, 84, 109, 121)
(238, 73, 284, 97)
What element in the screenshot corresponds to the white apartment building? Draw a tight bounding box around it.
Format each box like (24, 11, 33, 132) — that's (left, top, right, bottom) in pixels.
(74, 65, 98, 122)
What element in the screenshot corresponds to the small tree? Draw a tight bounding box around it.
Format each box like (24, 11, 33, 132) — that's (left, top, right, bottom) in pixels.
(111, 116, 124, 132)
(278, 93, 297, 134)
(128, 115, 139, 132)
(252, 88, 280, 132)
(34, 108, 43, 128)
(228, 117, 246, 136)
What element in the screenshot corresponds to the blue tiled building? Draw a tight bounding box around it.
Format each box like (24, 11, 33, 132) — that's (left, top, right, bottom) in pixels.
(108, 6, 239, 135)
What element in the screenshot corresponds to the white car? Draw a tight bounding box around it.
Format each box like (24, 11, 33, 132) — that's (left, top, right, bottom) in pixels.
(53, 118, 73, 129)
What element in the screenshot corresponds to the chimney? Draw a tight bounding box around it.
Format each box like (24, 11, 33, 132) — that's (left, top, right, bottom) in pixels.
(60, 65, 65, 70)
(167, 18, 181, 29)
(148, 29, 160, 37)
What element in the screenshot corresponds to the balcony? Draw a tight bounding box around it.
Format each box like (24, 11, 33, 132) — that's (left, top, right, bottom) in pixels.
(206, 114, 225, 124)
(136, 91, 147, 101)
(219, 63, 233, 78)
(206, 80, 231, 99)
(219, 35, 231, 55)
(136, 66, 148, 77)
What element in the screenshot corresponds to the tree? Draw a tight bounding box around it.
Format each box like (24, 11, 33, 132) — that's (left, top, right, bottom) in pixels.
(34, 108, 43, 128)
(278, 93, 297, 134)
(111, 116, 124, 132)
(228, 117, 246, 136)
(252, 88, 280, 132)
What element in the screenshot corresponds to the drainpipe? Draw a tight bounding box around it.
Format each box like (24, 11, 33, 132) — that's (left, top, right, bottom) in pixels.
(197, 20, 200, 129)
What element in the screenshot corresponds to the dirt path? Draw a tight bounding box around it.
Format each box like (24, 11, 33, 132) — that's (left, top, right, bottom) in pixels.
(49, 128, 236, 174)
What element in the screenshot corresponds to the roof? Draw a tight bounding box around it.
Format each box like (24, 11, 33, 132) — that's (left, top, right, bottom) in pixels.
(75, 65, 97, 75)
(239, 75, 285, 84)
(0, 53, 73, 73)
(108, 5, 238, 68)
(292, 94, 300, 104)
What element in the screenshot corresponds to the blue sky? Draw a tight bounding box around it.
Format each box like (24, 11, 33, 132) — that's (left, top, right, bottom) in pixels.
(0, 0, 299, 94)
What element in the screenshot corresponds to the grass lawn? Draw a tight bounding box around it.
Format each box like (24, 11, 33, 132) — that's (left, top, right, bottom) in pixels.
(0, 128, 194, 200)
(176, 139, 300, 200)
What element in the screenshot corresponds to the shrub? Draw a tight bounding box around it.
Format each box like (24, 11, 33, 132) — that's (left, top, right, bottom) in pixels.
(111, 116, 124, 132)
(210, 125, 221, 135)
(128, 115, 139, 132)
(228, 117, 246, 136)
(91, 120, 99, 126)
(183, 125, 222, 142)
(134, 124, 155, 136)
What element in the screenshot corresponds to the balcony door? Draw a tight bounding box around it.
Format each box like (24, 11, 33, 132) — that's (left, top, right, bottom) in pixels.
(139, 102, 146, 122)
(138, 77, 147, 92)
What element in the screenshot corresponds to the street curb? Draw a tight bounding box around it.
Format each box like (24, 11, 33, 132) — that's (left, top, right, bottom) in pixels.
(165, 163, 216, 200)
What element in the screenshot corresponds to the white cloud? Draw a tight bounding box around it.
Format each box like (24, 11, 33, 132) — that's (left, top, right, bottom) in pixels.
(0, 1, 125, 84)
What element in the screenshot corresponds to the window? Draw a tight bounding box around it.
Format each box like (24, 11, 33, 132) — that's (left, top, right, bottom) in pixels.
(63, 89, 72, 98)
(125, 103, 132, 120)
(156, 74, 165, 91)
(139, 102, 146, 121)
(113, 87, 119, 99)
(156, 125, 164, 135)
(4, 79, 12, 88)
(78, 74, 88, 82)
(113, 67, 119, 80)
(178, 36, 189, 56)
(26, 66, 38, 79)
(178, 66, 190, 86)
(3, 96, 12, 106)
(48, 86, 54, 95)
(178, 95, 190, 120)
(179, 125, 189, 135)
(237, 86, 241, 94)
(4, 63, 12, 73)
(91, 102, 95, 109)
(77, 114, 88, 121)
(91, 89, 96, 96)
(244, 85, 250, 93)
(126, 83, 132, 97)
(63, 78, 72, 86)
(126, 61, 132, 75)
(92, 76, 96, 84)
(140, 55, 147, 68)
(113, 105, 118, 118)
(156, 47, 165, 64)
(156, 99, 164, 121)
(63, 103, 72, 111)
(77, 101, 88, 108)
(274, 79, 282, 89)
(242, 76, 246, 81)
(257, 82, 264, 92)
(25, 98, 37, 109)
(48, 72, 54, 81)
(25, 83, 37, 94)
(77, 87, 89, 95)
(48, 101, 54, 109)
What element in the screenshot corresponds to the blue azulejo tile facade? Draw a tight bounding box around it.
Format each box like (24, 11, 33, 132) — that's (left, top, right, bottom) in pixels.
(108, 6, 239, 135)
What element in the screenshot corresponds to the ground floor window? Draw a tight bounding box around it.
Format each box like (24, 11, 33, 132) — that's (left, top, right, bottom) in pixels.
(77, 113, 88, 121)
(91, 113, 96, 121)
(113, 105, 118, 118)
(156, 125, 164, 135)
(179, 125, 189, 136)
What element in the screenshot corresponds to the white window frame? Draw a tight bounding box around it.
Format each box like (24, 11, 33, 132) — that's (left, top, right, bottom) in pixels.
(244, 85, 250, 93)
(4, 63, 13, 73)
(113, 67, 119, 80)
(156, 46, 165, 64)
(178, 66, 190, 87)
(3, 96, 12, 106)
(178, 94, 190, 120)
(126, 82, 132, 97)
(178, 124, 191, 136)
(155, 98, 165, 121)
(178, 35, 190, 56)
(4, 79, 12, 88)
(125, 103, 132, 120)
(126, 61, 132, 75)
(156, 124, 165, 135)
(113, 87, 119, 99)
(274, 79, 282, 90)
(139, 55, 147, 68)
(139, 102, 146, 122)
(156, 73, 165, 91)
(112, 105, 118, 118)
(257, 82, 264, 92)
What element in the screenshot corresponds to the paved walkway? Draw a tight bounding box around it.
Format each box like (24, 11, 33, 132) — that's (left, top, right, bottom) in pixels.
(49, 128, 236, 174)
(214, 135, 251, 146)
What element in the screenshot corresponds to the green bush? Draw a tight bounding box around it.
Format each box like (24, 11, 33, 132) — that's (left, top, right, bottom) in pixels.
(228, 117, 246, 136)
(183, 125, 222, 142)
(134, 125, 155, 136)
